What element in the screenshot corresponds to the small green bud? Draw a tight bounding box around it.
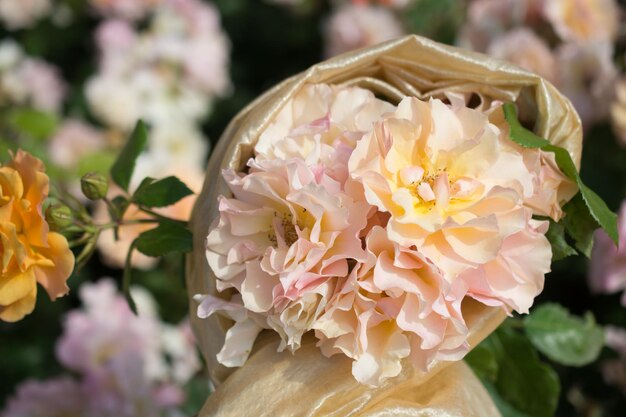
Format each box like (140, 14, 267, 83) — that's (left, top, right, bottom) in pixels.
(46, 204, 73, 231)
(81, 172, 109, 201)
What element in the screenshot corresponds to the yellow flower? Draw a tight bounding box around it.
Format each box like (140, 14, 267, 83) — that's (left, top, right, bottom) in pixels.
(0, 150, 74, 322)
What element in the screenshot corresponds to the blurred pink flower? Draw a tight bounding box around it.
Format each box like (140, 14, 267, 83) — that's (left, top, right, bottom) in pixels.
(48, 120, 107, 169)
(611, 77, 626, 147)
(543, 0, 619, 43)
(0, 41, 66, 113)
(589, 202, 626, 305)
(95, 19, 137, 73)
(82, 354, 165, 417)
(555, 41, 618, 128)
(487, 27, 557, 83)
(601, 326, 626, 394)
(56, 279, 164, 376)
(0, 377, 84, 417)
(324, 4, 404, 57)
(351, 0, 412, 8)
(87, 0, 230, 129)
(90, 0, 160, 20)
(0, 0, 51, 30)
(457, 0, 543, 52)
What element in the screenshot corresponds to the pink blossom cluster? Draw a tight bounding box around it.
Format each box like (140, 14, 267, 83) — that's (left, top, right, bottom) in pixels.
(590, 202, 626, 306)
(323, 3, 404, 57)
(86, 0, 230, 131)
(457, 0, 620, 130)
(0, 0, 51, 30)
(1, 279, 200, 417)
(196, 84, 575, 385)
(85, 0, 227, 269)
(89, 0, 161, 21)
(0, 40, 65, 113)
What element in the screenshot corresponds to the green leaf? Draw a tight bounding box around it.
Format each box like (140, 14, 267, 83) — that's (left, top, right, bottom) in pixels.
(524, 303, 604, 367)
(135, 221, 193, 257)
(503, 103, 618, 246)
(474, 327, 560, 417)
(110, 120, 148, 192)
(545, 220, 577, 261)
(481, 380, 534, 417)
(122, 239, 138, 315)
(133, 176, 194, 208)
(465, 342, 499, 381)
(562, 194, 598, 257)
(579, 183, 618, 244)
(8, 108, 58, 140)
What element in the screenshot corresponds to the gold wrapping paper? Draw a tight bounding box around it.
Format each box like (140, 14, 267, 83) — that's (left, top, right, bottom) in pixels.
(186, 35, 583, 416)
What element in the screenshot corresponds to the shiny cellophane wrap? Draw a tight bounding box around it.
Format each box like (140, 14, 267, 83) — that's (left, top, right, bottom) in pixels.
(186, 35, 582, 416)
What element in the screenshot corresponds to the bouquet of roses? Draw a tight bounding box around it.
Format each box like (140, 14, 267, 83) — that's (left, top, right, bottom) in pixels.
(195, 77, 614, 387)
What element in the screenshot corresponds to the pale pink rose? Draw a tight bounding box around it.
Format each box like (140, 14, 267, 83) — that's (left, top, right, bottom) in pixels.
(324, 4, 404, 57)
(349, 97, 554, 280)
(518, 148, 578, 221)
(459, 216, 551, 313)
(543, 0, 619, 43)
(0, 0, 51, 30)
(90, 0, 160, 20)
(555, 41, 618, 128)
(202, 157, 371, 358)
(0, 377, 84, 417)
(314, 226, 468, 385)
(457, 0, 543, 52)
(255, 83, 394, 184)
(487, 28, 557, 83)
(589, 202, 626, 305)
(48, 119, 106, 169)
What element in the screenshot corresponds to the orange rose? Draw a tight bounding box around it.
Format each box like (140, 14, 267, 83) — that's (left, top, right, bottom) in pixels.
(0, 150, 74, 322)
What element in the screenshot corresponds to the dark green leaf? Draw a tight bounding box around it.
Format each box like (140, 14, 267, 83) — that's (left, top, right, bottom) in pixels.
(135, 221, 193, 257)
(524, 303, 604, 367)
(133, 176, 194, 208)
(545, 220, 577, 261)
(579, 183, 618, 244)
(8, 108, 58, 140)
(122, 239, 138, 315)
(481, 380, 534, 417)
(502, 104, 550, 148)
(110, 120, 148, 191)
(562, 194, 598, 257)
(477, 327, 560, 417)
(503, 103, 618, 246)
(465, 342, 499, 381)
